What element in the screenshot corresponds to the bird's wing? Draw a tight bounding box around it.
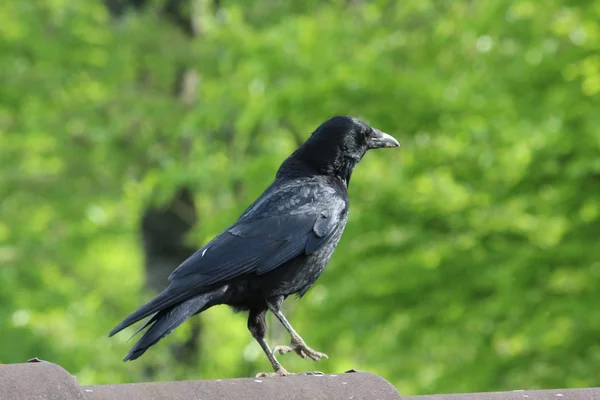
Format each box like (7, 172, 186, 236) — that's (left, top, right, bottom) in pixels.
(109, 181, 348, 337)
(167, 192, 346, 290)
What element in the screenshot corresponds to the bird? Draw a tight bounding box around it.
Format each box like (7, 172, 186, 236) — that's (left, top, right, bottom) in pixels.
(109, 116, 399, 376)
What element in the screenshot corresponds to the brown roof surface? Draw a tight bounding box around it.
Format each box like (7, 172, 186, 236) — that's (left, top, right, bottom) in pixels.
(0, 362, 85, 400)
(405, 388, 599, 400)
(0, 363, 401, 400)
(1, 361, 599, 400)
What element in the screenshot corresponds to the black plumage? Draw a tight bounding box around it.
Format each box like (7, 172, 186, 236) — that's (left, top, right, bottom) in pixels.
(109, 116, 399, 375)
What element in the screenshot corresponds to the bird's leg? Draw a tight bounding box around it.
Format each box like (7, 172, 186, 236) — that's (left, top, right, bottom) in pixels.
(267, 299, 328, 363)
(248, 308, 293, 377)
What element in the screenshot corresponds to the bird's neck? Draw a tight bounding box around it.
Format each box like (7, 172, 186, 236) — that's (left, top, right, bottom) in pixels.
(335, 157, 359, 187)
(277, 153, 358, 188)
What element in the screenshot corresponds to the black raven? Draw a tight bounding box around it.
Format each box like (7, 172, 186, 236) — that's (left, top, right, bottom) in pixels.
(109, 116, 399, 376)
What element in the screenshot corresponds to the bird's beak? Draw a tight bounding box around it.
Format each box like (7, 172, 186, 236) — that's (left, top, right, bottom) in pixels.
(367, 128, 400, 149)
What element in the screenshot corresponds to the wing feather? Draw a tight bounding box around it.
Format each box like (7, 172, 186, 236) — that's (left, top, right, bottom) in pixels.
(166, 184, 346, 292)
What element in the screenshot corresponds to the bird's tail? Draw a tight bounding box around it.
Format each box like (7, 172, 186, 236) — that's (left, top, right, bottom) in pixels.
(109, 287, 191, 337)
(122, 292, 217, 361)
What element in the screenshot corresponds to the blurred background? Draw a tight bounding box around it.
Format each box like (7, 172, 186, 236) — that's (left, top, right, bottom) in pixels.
(1, 0, 600, 395)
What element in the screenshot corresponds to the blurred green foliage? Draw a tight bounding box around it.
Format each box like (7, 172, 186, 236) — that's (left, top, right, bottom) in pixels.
(1, 0, 600, 395)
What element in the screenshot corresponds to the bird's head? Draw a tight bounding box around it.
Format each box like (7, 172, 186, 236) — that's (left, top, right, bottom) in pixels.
(278, 116, 399, 186)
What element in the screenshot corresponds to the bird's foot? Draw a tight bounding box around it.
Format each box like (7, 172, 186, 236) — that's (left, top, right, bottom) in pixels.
(300, 371, 325, 376)
(256, 366, 293, 377)
(255, 369, 325, 378)
(273, 340, 328, 362)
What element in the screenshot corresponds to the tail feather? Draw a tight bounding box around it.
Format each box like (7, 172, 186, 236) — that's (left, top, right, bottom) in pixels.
(127, 312, 160, 343)
(109, 288, 192, 337)
(122, 293, 216, 361)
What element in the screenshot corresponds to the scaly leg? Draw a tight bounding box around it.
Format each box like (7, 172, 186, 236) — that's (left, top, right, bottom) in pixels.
(267, 298, 328, 363)
(248, 308, 292, 377)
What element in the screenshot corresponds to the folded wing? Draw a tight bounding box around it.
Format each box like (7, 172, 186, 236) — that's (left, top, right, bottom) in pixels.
(109, 190, 346, 336)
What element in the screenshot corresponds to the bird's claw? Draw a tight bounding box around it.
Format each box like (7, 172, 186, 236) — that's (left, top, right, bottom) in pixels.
(255, 370, 324, 378)
(256, 367, 293, 377)
(272, 341, 328, 362)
